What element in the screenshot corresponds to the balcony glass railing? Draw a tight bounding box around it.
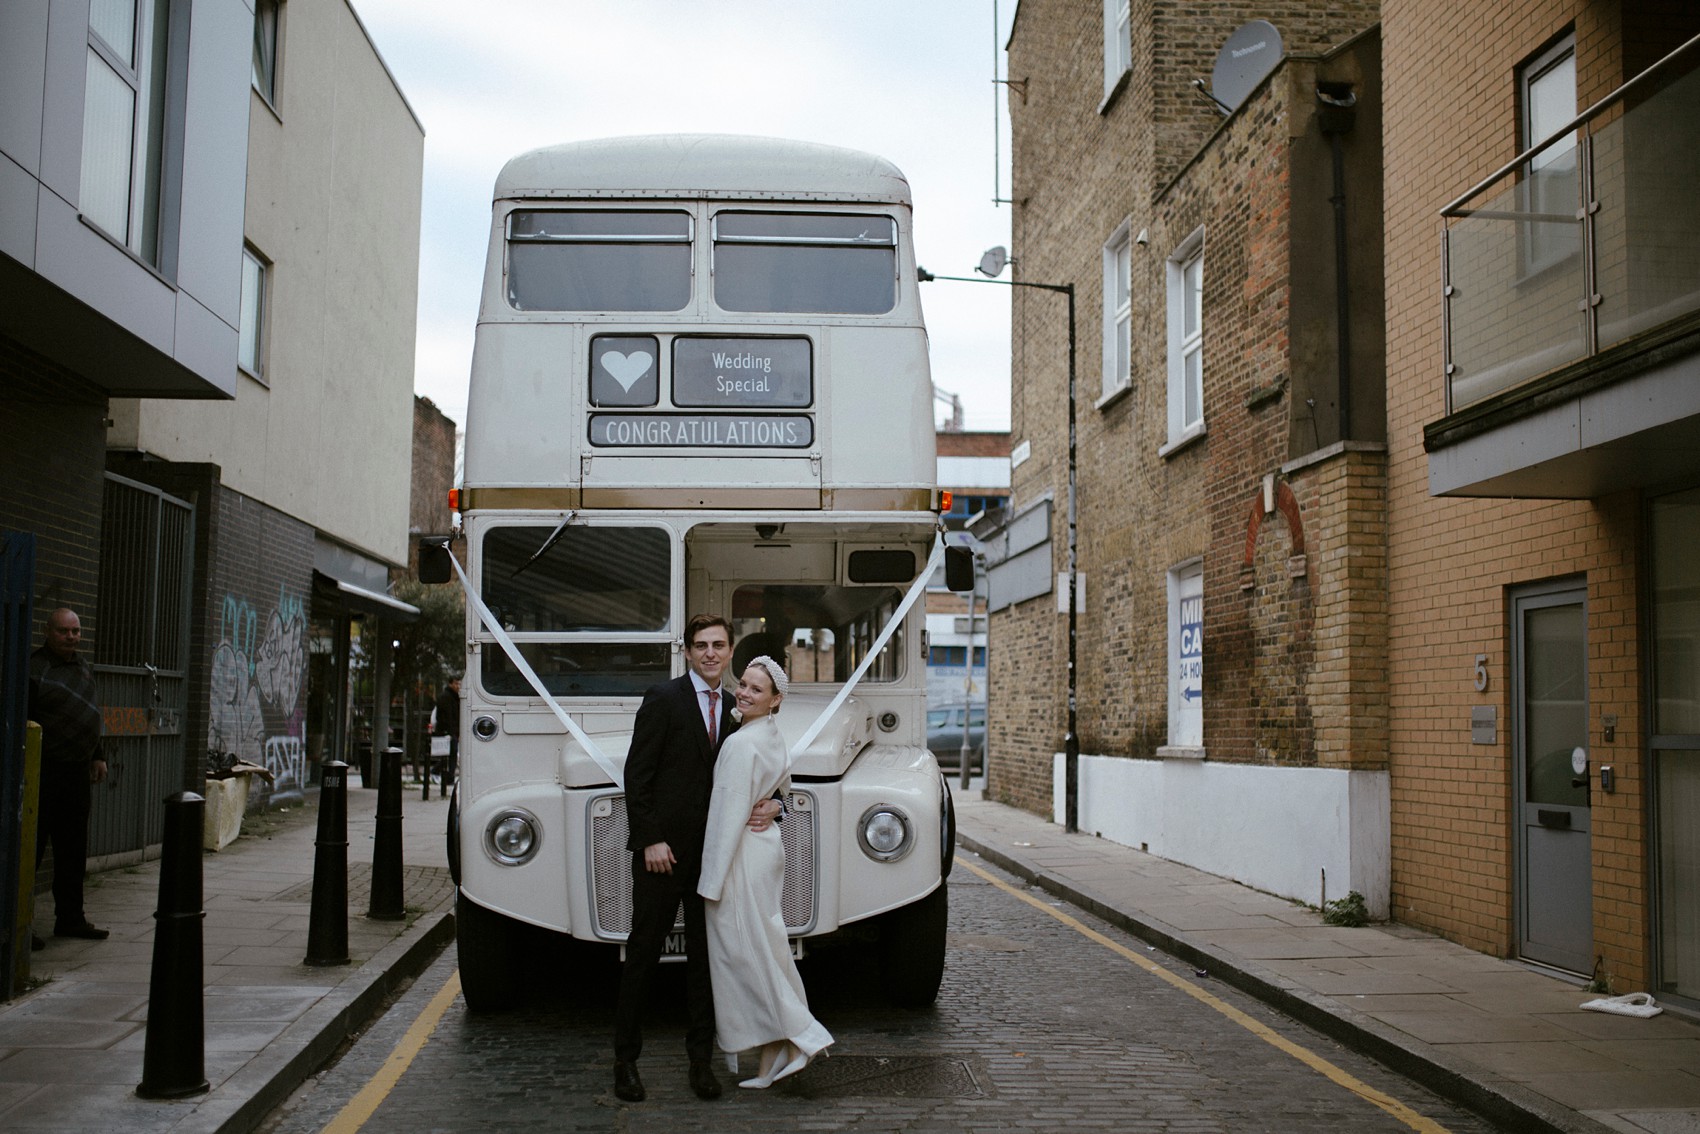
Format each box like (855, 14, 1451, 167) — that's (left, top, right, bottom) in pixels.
(1442, 36, 1700, 413)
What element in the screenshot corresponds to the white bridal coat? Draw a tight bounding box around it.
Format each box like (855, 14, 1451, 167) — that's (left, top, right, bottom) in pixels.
(697, 714, 832, 1057)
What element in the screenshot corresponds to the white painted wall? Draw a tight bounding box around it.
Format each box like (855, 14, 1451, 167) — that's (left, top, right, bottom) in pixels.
(1052, 753, 1390, 918)
(116, 0, 423, 566)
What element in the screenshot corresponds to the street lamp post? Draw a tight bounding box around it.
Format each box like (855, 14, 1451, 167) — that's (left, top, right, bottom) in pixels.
(919, 253, 1080, 833)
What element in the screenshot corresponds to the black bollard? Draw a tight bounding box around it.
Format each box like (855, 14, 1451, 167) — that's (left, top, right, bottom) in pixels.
(138, 791, 209, 1099)
(304, 760, 350, 966)
(369, 747, 405, 920)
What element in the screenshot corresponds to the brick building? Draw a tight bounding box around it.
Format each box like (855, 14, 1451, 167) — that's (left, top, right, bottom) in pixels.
(1385, 1, 1700, 1001)
(994, 1, 1388, 912)
(997, 0, 1700, 1007)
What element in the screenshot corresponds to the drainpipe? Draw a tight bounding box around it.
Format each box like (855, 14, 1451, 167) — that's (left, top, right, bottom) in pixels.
(1317, 81, 1357, 443)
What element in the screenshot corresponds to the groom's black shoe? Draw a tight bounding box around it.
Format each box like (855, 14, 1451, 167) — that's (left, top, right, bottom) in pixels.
(613, 1061, 645, 1102)
(688, 1061, 723, 1100)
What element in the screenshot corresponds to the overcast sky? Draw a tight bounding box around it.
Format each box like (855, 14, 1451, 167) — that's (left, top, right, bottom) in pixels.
(349, 0, 1017, 436)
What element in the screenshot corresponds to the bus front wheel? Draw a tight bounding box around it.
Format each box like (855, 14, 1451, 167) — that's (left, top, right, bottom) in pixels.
(456, 891, 524, 1012)
(877, 880, 947, 1008)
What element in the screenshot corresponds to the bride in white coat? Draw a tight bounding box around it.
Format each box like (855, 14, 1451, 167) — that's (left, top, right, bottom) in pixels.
(697, 655, 833, 1088)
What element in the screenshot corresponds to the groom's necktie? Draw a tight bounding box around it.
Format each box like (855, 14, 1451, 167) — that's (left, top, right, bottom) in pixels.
(704, 689, 718, 747)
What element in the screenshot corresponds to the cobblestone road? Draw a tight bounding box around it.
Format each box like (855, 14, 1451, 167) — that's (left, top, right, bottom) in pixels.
(260, 854, 1506, 1133)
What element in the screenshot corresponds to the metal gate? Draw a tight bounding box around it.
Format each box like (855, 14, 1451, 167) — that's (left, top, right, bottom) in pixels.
(91, 474, 194, 857)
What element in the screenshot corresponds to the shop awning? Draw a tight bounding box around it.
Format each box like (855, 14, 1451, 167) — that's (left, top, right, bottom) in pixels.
(311, 570, 420, 621)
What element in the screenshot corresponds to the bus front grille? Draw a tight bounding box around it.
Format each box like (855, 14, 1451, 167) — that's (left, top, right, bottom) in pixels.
(588, 790, 818, 939)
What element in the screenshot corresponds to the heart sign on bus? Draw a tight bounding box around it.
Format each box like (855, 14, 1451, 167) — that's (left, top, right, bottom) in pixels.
(589, 335, 659, 406)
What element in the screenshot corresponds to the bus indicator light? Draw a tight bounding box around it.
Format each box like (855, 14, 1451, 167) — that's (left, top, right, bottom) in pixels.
(448, 488, 461, 512)
(940, 490, 952, 513)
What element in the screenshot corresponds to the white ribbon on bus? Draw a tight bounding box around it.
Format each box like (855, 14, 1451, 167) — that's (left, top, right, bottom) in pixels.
(447, 532, 945, 788)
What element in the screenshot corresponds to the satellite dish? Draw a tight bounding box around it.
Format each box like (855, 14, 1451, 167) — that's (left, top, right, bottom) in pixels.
(977, 246, 1010, 278)
(1210, 20, 1283, 114)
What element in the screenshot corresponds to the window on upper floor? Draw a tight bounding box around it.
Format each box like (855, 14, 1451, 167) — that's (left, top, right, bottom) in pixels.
(1102, 222, 1133, 399)
(239, 245, 269, 381)
(252, 0, 281, 106)
(1102, 0, 1131, 100)
(1519, 33, 1578, 273)
(81, 0, 173, 266)
(1164, 228, 1204, 447)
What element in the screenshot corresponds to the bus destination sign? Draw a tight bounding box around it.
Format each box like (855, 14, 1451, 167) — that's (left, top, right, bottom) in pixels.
(589, 413, 814, 448)
(672, 337, 811, 407)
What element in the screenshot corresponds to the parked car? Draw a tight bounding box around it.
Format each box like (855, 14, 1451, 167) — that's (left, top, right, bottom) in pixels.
(928, 704, 986, 771)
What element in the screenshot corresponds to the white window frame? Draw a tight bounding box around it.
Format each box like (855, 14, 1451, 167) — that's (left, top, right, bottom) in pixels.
(1166, 560, 1204, 749)
(252, 0, 281, 107)
(238, 245, 269, 382)
(1518, 34, 1578, 274)
(80, 0, 171, 264)
(1102, 0, 1131, 100)
(1101, 221, 1133, 400)
(1163, 228, 1205, 449)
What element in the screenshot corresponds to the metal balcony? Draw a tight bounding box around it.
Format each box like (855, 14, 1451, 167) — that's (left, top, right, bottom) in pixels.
(1426, 34, 1700, 498)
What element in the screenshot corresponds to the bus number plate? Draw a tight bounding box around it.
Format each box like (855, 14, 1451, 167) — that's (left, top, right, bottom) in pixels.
(625, 932, 801, 962)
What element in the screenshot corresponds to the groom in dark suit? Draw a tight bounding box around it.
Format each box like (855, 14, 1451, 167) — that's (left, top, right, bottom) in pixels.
(614, 614, 780, 1103)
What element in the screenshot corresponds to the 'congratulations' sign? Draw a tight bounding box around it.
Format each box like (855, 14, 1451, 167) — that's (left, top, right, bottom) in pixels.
(589, 413, 814, 448)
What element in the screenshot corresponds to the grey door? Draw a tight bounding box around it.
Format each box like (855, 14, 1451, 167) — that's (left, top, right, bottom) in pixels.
(1513, 583, 1591, 974)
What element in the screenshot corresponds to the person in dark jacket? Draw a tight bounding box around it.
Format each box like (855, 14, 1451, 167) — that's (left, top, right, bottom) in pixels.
(28, 607, 109, 943)
(432, 676, 461, 789)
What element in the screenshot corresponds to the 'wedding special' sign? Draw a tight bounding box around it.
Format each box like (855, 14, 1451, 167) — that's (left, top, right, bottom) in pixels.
(672, 337, 812, 407)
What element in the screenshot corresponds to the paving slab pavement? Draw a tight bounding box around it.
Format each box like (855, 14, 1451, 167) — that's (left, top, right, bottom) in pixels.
(949, 783, 1700, 1134)
(0, 777, 455, 1134)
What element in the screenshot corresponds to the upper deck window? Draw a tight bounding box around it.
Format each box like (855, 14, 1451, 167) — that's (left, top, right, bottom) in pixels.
(507, 210, 691, 312)
(713, 212, 897, 314)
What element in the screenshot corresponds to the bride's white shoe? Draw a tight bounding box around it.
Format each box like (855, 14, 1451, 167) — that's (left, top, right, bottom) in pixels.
(767, 1044, 812, 1084)
(739, 1042, 789, 1089)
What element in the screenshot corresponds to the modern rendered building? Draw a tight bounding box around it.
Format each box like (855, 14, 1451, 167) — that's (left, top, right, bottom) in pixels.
(1, 0, 421, 888)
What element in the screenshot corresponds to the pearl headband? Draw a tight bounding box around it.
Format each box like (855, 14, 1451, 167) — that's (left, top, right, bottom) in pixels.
(744, 654, 789, 697)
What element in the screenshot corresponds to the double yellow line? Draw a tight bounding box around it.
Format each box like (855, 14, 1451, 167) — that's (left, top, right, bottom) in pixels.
(958, 857, 1452, 1134)
(320, 972, 462, 1134)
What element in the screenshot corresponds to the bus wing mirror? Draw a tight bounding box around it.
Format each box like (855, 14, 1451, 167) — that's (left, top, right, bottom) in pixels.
(944, 546, 975, 592)
(418, 538, 453, 584)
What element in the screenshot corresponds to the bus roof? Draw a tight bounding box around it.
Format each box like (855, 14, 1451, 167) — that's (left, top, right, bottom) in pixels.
(494, 134, 912, 205)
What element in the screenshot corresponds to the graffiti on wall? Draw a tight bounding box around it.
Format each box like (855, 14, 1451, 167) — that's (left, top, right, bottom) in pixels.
(209, 586, 308, 794)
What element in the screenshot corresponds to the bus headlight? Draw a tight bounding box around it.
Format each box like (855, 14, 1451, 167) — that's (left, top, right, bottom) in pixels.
(857, 804, 914, 863)
(484, 808, 542, 866)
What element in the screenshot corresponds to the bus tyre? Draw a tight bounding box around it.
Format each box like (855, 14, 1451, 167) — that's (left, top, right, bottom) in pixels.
(878, 880, 947, 1008)
(456, 891, 524, 1012)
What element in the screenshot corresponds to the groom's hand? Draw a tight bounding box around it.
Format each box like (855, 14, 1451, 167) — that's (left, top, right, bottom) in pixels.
(643, 842, 675, 873)
(747, 798, 782, 832)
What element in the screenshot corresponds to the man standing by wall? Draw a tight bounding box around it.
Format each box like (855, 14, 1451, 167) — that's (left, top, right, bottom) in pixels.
(28, 608, 109, 942)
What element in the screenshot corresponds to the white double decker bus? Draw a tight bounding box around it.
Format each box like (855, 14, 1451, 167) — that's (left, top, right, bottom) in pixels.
(423, 135, 968, 1012)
